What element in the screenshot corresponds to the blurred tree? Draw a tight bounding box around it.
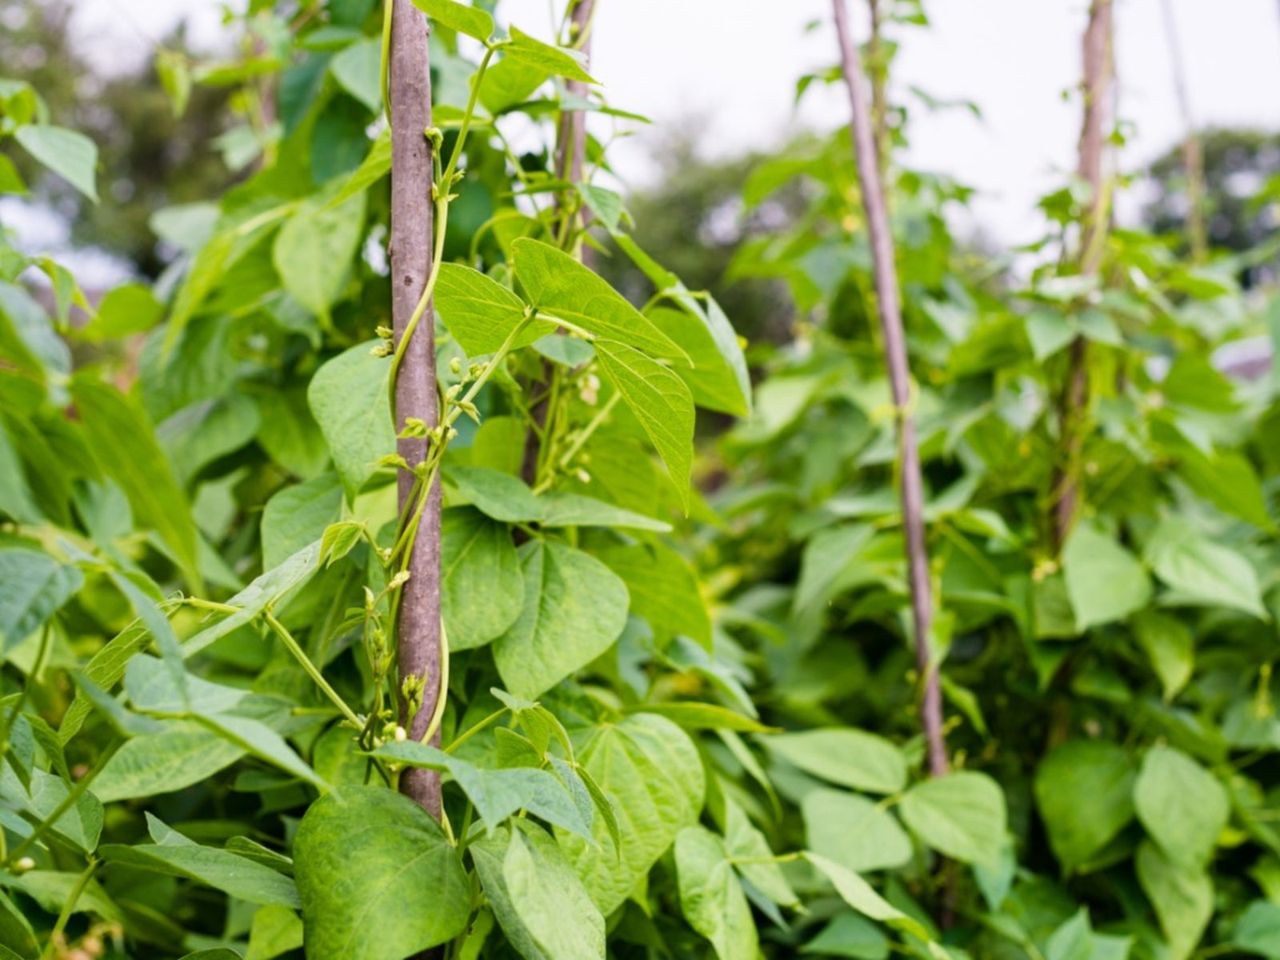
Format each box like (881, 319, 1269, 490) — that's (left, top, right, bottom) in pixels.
(1143, 127, 1280, 278)
(0, 0, 233, 276)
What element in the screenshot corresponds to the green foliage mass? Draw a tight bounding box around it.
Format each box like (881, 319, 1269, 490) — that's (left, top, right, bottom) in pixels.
(1, 1, 1280, 959)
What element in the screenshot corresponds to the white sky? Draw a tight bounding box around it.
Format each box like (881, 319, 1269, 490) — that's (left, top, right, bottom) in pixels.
(58, 0, 1280, 247)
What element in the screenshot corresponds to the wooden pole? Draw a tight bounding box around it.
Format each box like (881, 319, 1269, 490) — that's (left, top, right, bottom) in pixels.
(389, 0, 443, 818)
(832, 0, 947, 779)
(1159, 0, 1207, 261)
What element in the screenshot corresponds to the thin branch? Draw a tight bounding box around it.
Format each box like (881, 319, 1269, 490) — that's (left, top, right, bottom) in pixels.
(831, 0, 947, 779)
(388, 0, 442, 818)
(1159, 0, 1207, 261)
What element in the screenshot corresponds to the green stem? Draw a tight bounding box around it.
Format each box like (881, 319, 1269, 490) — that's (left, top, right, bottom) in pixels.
(445, 707, 508, 755)
(40, 859, 97, 960)
(534, 389, 620, 492)
(263, 611, 363, 729)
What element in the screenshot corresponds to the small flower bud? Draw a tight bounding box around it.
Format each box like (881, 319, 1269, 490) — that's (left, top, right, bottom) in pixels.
(394, 725, 408, 742)
(449, 356, 463, 375)
(14, 856, 35, 872)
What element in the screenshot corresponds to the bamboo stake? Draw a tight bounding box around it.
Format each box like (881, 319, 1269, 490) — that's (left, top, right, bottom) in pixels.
(1159, 0, 1208, 261)
(831, 0, 947, 779)
(388, 0, 443, 818)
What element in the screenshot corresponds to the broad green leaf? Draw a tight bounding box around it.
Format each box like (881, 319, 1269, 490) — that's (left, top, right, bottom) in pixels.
(261, 473, 343, 569)
(125, 655, 244, 715)
(329, 38, 381, 112)
(648, 301, 751, 416)
(201, 713, 328, 791)
(511, 239, 682, 358)
(444, 466, 668, 531)
(766, 728, 907, 795)
(100, 815, 299, 907)
(246, 904, 304, 960)
(1178, 447, 1272, 529)
(80, 282, 164, 340)
(1061, 524, 1151, 631)
(411, 0, 494, 40)
(505, 27, 595, 83)
(93, 723, 244, 802)
(1034, 740, 1135, 872)
(801, 913, 889, 960)
(0, 766, 103, 854)
(898, 771, 1007, 867)
(595, 542, 710, 647)
(470, 822, 603, 960)
(1136, 840, 1211, 960)
(1134, 745, 1227, 865)
(442, 507, 523, 650)
(479, 56, 551, 114)
(371, 741, 592, 839)
(435, 263, 553, 357)
(307, 341, 395, 499)
(72, 379, 201, 586)
(558, 713, 704, 914)
(159, 395, 261, 487)
(596, 342, 695, 508)
(15, 124, 98, 201)
(256, 385, 331, 479)
(325, 128, 391, 209)
(3, 870, 120, 923)
(675, 826, 758, 960)
(492, 540, 629, 699)
(805, 852, 931, 942)
(804, 789, 912, 873)
(723, 799, 798, 908)
(294, 787, 469, 959)
(0, 891, 37, 959)
(625, 702, 772, 733)
(182, 541, 322, 657)
(0, 548, 82, 651)
(1235, 901, 1280, 958)
(1144, 517, 1265, 618)
(1131, 610, 1194, 701)
(273, 192, 366, 318)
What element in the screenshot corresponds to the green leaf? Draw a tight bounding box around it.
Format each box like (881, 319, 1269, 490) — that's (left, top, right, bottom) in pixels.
(71, 379, 201, 586)
(492, 540, 629, 699)
(805, 852, 931, 942)
(330, 38, 381, 112)
(93, 722, 244, 802)
(307, 341, 395, 499)
(100, 815, 299, 907)
(410, 0, 494, 40)
(1134, 745, 1227, 865)
(15, 124, 98, 201)
(442, 507, 523, 650)
(1136, 840, 1211, 960)
(625, 702, 773, 733)
(675, 826, 758, 960)
(294, 787, 469, 959)
(256, 385, 331, 479)
(766, 728, 907, 795)
(801, 913, 889, 960)
(0, 890, 37, 958)
(1144, 517, 1265, 618)
(246, 904, 304, 960)
(444, 466, 669, 531)
(898, 771, 1007, 867)
(200, 713, 328, 791)
(273, 192, 366, 318)
(647, 301, 751, 416)
(1234, 901, 1280, 958)
(0, 766, 103, 853)
(470, 822, 603, 960)
(0, 549, 82, 651)
(558, 713, 704, 915)
(261, 474, 343, 570)
(1131, 610, 1194, 700)
(723, 799, 798, 908)
(79, 282, 164, 341)
(595, 542, 710, 648)
(1034, 740, 1135, 872)
(505, 27, 595, 83)
(596, 342, 695, 508)
(435, 262, 554, 356)
(371, 741, 593, 839)
(511, 239, 682, 358)
(804, 789, 912, 873)
(1061, 524, 1151, 631)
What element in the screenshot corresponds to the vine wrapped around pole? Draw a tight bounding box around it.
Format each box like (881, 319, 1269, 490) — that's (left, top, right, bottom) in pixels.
(388, 0, 443, 818)
(831, 0, 948, 779)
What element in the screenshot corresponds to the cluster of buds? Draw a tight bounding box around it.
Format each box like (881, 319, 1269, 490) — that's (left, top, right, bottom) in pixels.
(401, 672, 426, 721)
(371, 324, 395, 358)
(578, 373, 601, 406)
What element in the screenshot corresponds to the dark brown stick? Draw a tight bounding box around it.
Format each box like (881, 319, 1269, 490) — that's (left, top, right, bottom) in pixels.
(1052, 0, 1113, 549)
(832, 0, 947, 779)
(1159, 0, 1207, 261)
(865, 0, 888, 179)
(389, 0, 442, 818)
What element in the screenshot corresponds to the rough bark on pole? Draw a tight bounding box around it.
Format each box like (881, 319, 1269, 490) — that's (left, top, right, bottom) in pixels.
(1052, 0, 1113, 549)
(389, 0, 443, 818)
(1159, 0, 1207, 261)
(832, 0, 947, 779)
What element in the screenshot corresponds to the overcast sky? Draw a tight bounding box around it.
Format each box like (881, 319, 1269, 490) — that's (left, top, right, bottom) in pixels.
(61, 0, 1280, 246)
